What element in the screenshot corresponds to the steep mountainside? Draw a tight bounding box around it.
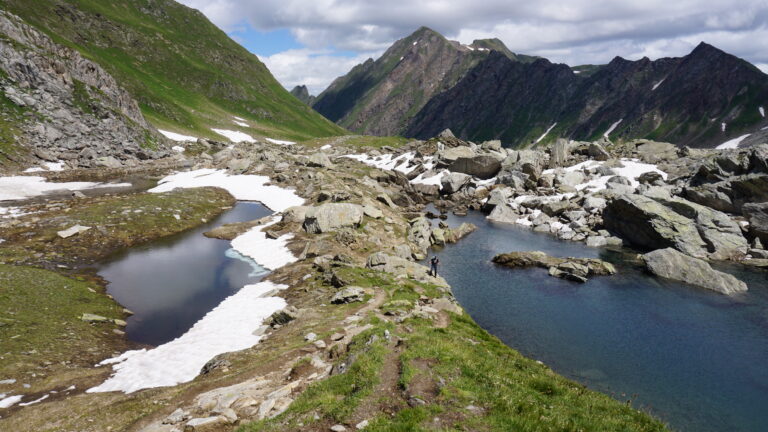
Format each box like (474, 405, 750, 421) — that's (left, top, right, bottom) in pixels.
(407, 43, 768, 148)
(312, 27, 524, 136)
(290, 85, 316, 105)
(1, 0, 344, 141)
(0, 10, 168, 167)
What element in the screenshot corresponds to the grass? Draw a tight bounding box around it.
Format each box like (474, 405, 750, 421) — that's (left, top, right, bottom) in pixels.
(0, 187, 235, 266)
(0, 264, 124, 389)
(238, 268, 667, 432)
(3, 0, 346, 141)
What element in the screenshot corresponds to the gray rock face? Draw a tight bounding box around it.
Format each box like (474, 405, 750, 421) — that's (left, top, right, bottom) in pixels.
(603, 194, 747, 259)
(487, 203, 519, 224)
(302, 203, 364, 234)
(0, 11, 168, 166)
(448, 154, 502, 179)
(643, 248, 748, 295)
(482, 187, 512, 213)
(742, 202, 768, 244)
(437, 146, 475, 165)
(440, 172, 471, 194)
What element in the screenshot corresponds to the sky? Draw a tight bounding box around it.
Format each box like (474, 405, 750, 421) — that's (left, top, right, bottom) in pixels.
(177, 0, 768, 95)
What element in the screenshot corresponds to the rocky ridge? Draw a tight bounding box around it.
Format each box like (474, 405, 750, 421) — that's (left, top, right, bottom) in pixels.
(0, 11, 170, 169)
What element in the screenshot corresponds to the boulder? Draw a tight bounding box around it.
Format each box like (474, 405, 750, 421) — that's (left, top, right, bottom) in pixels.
(407, 217, 432, 253)
(487, 203, 519, 224)
(542, 200, 577, 217)
(438, 128, 455, 139)
(436, 146, 474, 164)
(642, 248, 747, 295)
(444, 223, 477, 243)
(366, 252, 447, 287)
(557, 171, 586, 188)
(449, 154, 502, 179)
(482, 187, 512, 213)
(548, 261, 590, 283)
(587, 143, 610, 161)
(440, 172, 471, 194)
(331, 286, 366, 304)
(492, 251, 616, 279)
(303, 203, 364, 234)
(307, 152, 334, 168)
(603, 194, 747, 259)
(549, 138, 571, 168)
(582, 196, 607, 213)
(742, 202, 768, 244)
(57, 224, 91, 238)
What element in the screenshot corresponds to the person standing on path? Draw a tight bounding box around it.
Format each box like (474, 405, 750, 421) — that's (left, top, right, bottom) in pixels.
(430, 255, 440, 277)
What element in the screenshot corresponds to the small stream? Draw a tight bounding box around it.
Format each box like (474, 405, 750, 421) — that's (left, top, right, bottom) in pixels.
(430, 210, 768, 432)
(97, 202, 272, 346)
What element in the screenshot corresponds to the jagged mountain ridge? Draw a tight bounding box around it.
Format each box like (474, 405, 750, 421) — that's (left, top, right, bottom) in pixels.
(312, 26, 525, 136)
(408, 43, 768, 147)
(1, 0, 344, 142)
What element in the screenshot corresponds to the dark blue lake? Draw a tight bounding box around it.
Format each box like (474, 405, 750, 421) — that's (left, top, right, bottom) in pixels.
(98, 202, 272, 346)
(431, 210, 768, 432)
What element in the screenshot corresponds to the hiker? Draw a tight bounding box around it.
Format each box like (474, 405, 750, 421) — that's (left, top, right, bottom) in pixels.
(430, 255, 440, 277)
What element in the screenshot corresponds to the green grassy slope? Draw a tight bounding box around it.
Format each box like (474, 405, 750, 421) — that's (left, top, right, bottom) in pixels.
(1, 0, 345, 141)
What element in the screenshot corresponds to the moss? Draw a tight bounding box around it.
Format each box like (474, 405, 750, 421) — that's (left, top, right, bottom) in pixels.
(0, 264, 124, 388)
(0, 187, 235, 266)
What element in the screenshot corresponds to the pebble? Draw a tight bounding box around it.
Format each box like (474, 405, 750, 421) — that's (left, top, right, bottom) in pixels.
(330, 425, 347, 432)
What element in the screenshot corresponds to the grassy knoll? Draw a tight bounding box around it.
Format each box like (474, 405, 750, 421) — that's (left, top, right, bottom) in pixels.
(240, 268, 668, 432)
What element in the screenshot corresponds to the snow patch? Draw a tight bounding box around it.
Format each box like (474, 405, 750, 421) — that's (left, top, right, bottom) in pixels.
(24, 161, 66, 173)
(716, 134, 751, 150)
(652, 78, 665, 91)
(158, 130, 197, 142)
(536, 123, 557, 143)
(0, 395, 22, 408)
(0, 176, 130, 202)
(18, 394, 48, 407)
(603, 119, 623, 137)
(171, 146, 185, 153)
(233, 120, 249, 127)
(320, 144, 332, 150)
(721, 122, 727, 132)
(212, 129, 255, 143)
(760, 106, 765, 118)
(265, 138, 295, 146)
(344, 152, 422, 174)
(231, 216, 297, 270)
(88, 281, 287, 394)
(149, 169, 304, 212)
(542, 158, 666, 191)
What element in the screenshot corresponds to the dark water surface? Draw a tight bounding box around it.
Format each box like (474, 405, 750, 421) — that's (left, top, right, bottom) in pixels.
(98, 202, 272, 346)
(431, 210, 768, 432)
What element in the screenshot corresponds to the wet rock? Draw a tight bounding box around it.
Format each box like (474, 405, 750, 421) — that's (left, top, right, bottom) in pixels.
(492, 251, 616, 281)
(643, 248, 748, 295)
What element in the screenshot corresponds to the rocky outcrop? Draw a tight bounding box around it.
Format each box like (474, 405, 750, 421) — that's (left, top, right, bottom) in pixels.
(492, 251, 616, 283)
(0, 11, 169, 167)
(743, 202, 768, 244)
(642, 248, 748, 295)
(302, 203, 364, 234)
(603, 194, 747, 259)
(448, 154, 502, 179)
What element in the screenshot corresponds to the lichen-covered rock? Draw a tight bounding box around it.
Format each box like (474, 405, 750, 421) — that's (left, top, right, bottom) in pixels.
(642, 248, 747, 295)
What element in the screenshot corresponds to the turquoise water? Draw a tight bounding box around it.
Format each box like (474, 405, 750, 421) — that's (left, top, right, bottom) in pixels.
(97, 202, 272, 346)
(430, 211, 768, 432)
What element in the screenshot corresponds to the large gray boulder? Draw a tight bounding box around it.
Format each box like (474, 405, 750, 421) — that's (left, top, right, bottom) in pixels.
(487, 203, 519, 224)
(436, 146, 474, 165)
(407, 217, 432, 253)
(448, 155, 502, 179)
(440, 172, 471, 194)
(307, 152, 334, 168)
(587, 143, 610, 161)
(303, 203, 364, 234)
(643, 248, 748, 295)
(742, 202, 768, 244)
(482, 187, 513, 213)
(603, 194, 747, 259)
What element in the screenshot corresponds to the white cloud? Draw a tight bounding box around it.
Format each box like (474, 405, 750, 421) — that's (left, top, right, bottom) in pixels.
(258, 49, 379, 95)
(178, 0, 768, 91)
